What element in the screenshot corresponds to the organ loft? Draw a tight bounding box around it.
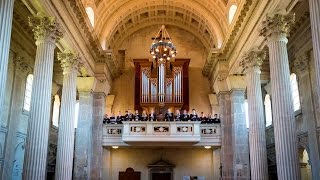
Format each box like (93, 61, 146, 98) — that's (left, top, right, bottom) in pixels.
(0, 0, 320, 180)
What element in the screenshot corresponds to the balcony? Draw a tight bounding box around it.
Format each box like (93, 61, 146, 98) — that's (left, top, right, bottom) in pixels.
(102, 122, 221, 147)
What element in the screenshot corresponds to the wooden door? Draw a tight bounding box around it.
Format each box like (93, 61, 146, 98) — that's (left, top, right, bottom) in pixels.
(119, 168, 141, 180)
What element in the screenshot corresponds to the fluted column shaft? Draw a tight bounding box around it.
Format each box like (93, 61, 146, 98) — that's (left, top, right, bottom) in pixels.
(0, 0, 14, 126)
(242, 51, 269, 180)
(55, 52, 79, 180)
(260, 13, 300, 180)
(309, 0, 320, 136)
(23, 16, 62, 180)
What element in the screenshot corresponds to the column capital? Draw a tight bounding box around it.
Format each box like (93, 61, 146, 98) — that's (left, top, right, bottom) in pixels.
(294, 52, 309, 74)
(29, 16, 63, 44)
(240, 50, 266, 74)
(58, 51, 80, 75)
(260, 13, 295, 42)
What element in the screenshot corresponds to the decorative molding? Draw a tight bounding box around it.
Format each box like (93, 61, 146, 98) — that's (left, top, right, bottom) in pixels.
(28, 16, 63, 44)
(260, 13, 295, 39)
(57, 51, 80, 74)
(14, 56, 33, 75)
(240, 49, 266, 74)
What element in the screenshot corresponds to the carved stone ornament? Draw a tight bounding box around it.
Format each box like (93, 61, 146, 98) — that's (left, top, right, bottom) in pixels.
(28, 16, 63, 44)
(294, 53, 309, 73)
(57, 52, 80, 74)
(240, 50, 266, 74)
(14, 56, 32, 75)
(260, 13, 295, 39)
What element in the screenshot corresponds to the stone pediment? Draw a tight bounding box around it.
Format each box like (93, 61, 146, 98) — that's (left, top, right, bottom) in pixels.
(147, 159, 175, 168)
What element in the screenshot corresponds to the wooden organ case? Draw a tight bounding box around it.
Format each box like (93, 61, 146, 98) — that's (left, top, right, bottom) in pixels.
(134, 59, 190, 112)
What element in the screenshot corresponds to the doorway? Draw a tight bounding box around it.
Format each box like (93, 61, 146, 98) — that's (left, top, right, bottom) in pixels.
(152, 173, 171, 180)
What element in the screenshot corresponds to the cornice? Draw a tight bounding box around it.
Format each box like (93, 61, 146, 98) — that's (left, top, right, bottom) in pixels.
(65, 0, 120, 79)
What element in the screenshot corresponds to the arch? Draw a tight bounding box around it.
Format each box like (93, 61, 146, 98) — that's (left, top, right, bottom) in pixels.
(264, 94, 272, 127)
(290, 73, 301, 111)
(11, 142, 25, 179)
(23, 74, 34, 111)
(85, 6, 95, 27)
(96, 1, 226, 49)
(228, 4, 237, 24)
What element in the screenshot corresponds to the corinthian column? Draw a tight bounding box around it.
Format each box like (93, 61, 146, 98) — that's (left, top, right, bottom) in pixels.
(260, 13, 301, 180)
(0, 0, 14, 126)
(23, 16, 62, 179)
(55, 52, 79, 180)
(241, 50, 268, 180)
(309, 0, 320, 127)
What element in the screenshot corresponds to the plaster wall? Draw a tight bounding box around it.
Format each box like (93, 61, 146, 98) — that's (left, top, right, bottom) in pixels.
(102, 147, 216, 180)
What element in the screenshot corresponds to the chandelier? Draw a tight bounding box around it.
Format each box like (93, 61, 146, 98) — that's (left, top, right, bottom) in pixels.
(150, 25, 177, 63)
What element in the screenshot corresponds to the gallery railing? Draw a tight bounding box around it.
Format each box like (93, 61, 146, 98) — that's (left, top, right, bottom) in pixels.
(102, 122, 221, 146)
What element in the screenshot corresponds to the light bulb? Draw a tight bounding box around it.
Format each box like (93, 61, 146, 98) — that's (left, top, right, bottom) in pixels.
(151, 51, 155, 55)
(156, 48, 159, 52)
(170, 51, 174, 54)
(167, 57, 170, 60)
(164, 48, 167, 51)
(153, 55, 156, 59)
(172, 54, 175, 57)
(160, 58, 163, 61)
(163, 54, 167, 56)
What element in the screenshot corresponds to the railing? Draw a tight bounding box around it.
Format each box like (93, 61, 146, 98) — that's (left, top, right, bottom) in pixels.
(102, 122, 221, 146)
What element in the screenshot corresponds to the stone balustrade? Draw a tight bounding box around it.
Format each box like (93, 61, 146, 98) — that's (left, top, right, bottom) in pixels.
(102, 122, 221, 146)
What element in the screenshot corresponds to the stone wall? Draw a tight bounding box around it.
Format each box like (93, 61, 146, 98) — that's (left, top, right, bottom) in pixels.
(102, 147, 218, 180)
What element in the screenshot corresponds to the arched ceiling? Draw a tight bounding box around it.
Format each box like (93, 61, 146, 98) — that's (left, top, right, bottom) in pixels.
(90, 0, 231, 50)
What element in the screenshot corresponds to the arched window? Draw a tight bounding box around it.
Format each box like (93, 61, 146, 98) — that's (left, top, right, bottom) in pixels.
(74, 101, 80, 128)
(244, 100, 249, 128)
(290, 73, 301, 111)
(23, 74, 34, 111)
(264, 94, 273, 127)
(228, 5, 237, 24)
(85, 7, 95, 27)
(52, 95, 60, 127)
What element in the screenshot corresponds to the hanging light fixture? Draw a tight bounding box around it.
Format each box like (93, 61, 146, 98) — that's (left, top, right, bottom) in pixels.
(150, 25, 177, 63)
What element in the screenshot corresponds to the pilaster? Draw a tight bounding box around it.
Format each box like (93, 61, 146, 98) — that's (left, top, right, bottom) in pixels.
(294, 53, 320, 180)
(23, 16, 62, 180)
(260, 13, 301, 180)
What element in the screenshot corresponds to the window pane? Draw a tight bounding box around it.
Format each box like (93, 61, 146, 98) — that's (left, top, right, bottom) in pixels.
(264, 94, 273, 127)
(23, 74, 34, 111)
(290, 73, 301, 111)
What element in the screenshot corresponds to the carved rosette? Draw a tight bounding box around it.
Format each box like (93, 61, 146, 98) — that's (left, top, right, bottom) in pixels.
(29, 16, 63, 44)
(58, 52, 80, 74)
(240, 50, 266, 74)
(260, 13, 295, 41)
(294, 53, 309, 74)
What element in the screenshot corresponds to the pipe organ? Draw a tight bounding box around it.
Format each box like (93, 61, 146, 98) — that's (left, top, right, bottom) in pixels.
(134, 59, 189, 110)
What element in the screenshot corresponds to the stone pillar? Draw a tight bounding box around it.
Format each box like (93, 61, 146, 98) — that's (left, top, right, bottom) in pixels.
(0, 0, 14, 127)
(241, 50, 269, 180)
(55, 52, 79, 180)
(91, 92, 106, 179)
(73, 77, 94, 179)
(309, 0, 320, 127)
(260, 13, 301, 180)
(105, 95, 115, 115)
(208, 94, 219, 116)
(294, 53, 320, 179)
(227, 76, 250, 180)
(218, 91, 233, 179)
(23, 16, 62, 179)
(212, 148, 221, 180)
